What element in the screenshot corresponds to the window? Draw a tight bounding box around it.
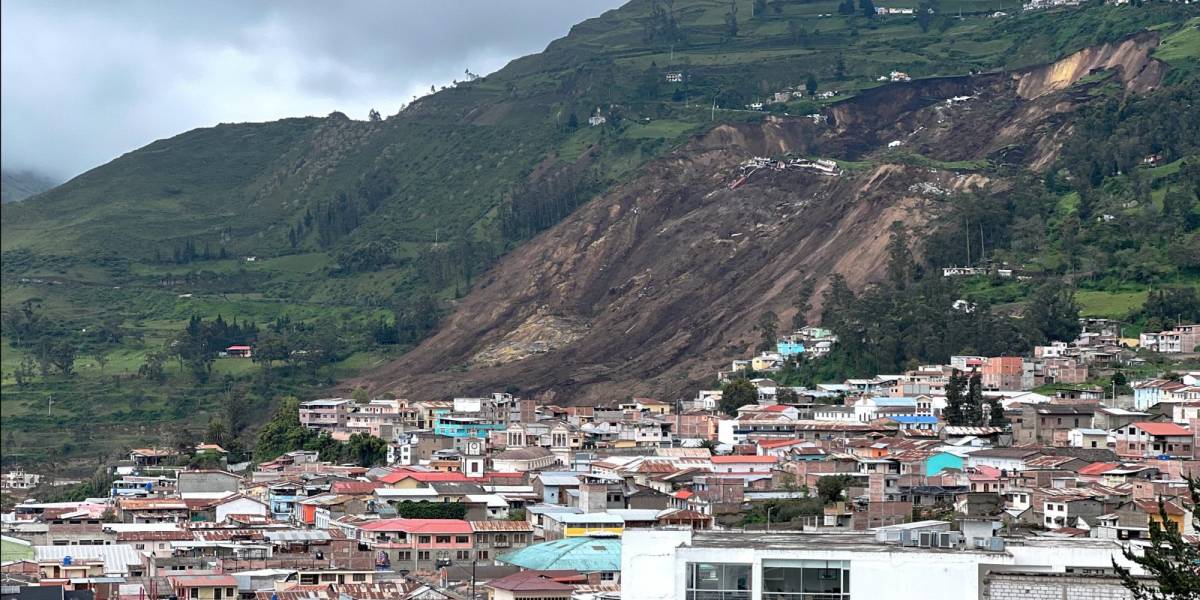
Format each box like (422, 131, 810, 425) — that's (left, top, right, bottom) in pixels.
(477, 550, 489, 560)
(762, 560, 850, 600)
(418, 551, 430, 561)
(418, 535, 431, 544)
(435, 535, 451, 544)
(456, 535, 469, 544)
(457, 550, 470, 560)
(190, 589, 199, 599)
(352, 574, 367, 582)
(215, 588, 222, 599)
(398, 551, 412, 561)
(600, 572, 615, 581)
(686, 563, 751, 600)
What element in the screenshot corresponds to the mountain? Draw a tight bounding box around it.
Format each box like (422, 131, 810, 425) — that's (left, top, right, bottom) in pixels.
(1, 0, 1197, 469)
(357, 32, 1198, 403)
(1, 169, 58, 203)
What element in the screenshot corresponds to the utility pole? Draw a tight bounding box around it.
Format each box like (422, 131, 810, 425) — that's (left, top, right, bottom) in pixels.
(712, 96, 718, 121)
(766, 505, 775, 532)
(47, 394, 53, 416)
(470, 559, 477, 600)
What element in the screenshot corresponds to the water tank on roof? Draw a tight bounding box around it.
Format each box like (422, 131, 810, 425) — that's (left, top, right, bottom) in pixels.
(63, 556, 72, 566)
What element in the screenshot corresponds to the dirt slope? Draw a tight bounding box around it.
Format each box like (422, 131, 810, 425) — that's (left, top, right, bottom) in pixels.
(355, 42, 1164, 405)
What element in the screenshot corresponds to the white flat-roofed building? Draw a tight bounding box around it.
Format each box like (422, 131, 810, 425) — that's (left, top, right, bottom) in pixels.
(621, 528, 1144, 600)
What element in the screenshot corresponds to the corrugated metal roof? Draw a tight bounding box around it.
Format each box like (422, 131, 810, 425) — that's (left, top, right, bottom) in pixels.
(35, 544, 142, 574)
(496, 537, 620, 572)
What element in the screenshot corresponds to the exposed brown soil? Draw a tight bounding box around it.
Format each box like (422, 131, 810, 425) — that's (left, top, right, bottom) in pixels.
(350, 39, 1165, 405)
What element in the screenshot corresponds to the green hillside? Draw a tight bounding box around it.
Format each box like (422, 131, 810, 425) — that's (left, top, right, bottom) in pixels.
(2, 0, 1198, 473)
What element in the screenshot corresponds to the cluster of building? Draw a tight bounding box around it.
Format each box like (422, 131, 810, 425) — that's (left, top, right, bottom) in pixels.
(1139, 323, 1200, 354)
(5, 323, 1198, 599)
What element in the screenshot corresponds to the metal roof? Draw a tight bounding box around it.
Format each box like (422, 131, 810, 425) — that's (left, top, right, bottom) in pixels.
(496, 537, 621, 572)
(35, 544, 142, 574)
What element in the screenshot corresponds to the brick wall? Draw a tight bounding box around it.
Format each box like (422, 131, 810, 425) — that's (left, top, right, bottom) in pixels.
(984, 572, 1145, 600)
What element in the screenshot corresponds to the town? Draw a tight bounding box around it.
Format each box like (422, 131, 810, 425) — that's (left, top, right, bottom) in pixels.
(2, 317, 1197, 600)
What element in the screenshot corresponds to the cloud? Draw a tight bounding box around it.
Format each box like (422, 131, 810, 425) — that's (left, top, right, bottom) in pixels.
(0, 0, 622, 180)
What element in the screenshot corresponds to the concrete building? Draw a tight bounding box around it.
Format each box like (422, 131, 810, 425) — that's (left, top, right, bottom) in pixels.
(299, 399, 354, 430)
(620, 528, 1145, 600)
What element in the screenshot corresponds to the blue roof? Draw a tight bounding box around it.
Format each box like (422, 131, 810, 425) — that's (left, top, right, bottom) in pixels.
(892, 415, 939, 424)
(497, 536, 621, 572)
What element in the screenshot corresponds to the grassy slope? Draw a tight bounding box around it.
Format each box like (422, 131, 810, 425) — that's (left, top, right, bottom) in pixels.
(1, 0, 1195, 471)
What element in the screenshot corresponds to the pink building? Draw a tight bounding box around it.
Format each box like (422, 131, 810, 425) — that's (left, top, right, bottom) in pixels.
(299, 398, 353, 430)
(356, 518, 474, 572)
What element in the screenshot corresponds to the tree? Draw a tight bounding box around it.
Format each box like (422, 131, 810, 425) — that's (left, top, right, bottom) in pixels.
(988, 392, 1008, 428)
(943, 369, 966, 425)
(805, 73, 818, 96)
(367, 108, 382, 122)
(724, 0, 739, 37)
(757, 310, 779, 352)
(753, 0, 768, 16)
(837, 0, 856, 14)
(720, 378, 758, 415)
(816, 475, 851, 504)
(38, 340, 77, 377)
(834, 54, 847, 80)
(771, 0, 785, 14)
(1027, 284, 1081, 343)
(1113, 476, 1200, 599)
(255, 397, 313, 461)
(13, 355, 37, 388)
(567, 112, 579, 129)
(859, 0, 877, 17)
(886, 221, 915, 289)
(93, 350, 109, 376)
(138, 351, 167, 382)
(961, 370, 984, 426)
(352, 387, 370, 403)
(777, 388, 800, 405)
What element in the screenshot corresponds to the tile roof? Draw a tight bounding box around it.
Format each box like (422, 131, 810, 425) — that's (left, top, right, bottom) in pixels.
(469, 521, 534, 532)
(358, 518, 472, 534)
(710, 455, 777, 464)
(485, 570, 576, 592)
(1132, 422, 1191, 436)
(1077, 462, 1119, 476)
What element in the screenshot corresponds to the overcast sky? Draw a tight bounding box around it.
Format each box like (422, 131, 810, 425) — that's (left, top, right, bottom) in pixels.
(0, 0, 623, 181)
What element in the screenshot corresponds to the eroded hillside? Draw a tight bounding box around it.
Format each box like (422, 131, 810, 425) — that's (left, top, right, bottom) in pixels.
(359, 36, 1168, 404)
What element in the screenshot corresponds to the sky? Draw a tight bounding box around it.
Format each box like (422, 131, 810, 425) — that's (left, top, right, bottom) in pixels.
(0, 0, 623, 181)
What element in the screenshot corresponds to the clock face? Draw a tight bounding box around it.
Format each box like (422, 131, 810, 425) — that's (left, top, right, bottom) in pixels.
(468, 441, 481, 454)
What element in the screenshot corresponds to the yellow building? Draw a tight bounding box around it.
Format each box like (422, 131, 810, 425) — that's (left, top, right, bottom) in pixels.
(560, 513, 624, 538)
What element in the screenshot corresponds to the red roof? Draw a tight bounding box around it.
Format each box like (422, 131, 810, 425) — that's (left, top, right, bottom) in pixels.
(673, 490, 694, 500)
(757, 439, 806, 449)
(359, 518, 473, 534)
(763, 405, 794, 412)
(378, 471, 472, 484)
(1133, 422, 1191, 436)
(226, 345, 252, 351)
(711, 455, 778, 464)
(1077, 462, 1119, 476)
(486, 571, 578, 592)
(331, 481, 383, 494)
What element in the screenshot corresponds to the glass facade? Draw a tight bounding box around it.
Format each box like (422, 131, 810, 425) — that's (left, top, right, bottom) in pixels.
(762, 560, 850, 600)
(686, 563, 751, 600)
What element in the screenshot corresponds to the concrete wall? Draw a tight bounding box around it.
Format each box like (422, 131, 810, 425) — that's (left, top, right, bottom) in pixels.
(177, 471, 239, 494)
(984, 572, 1138, 600)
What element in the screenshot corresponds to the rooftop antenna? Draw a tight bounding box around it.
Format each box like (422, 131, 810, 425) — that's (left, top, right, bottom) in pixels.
(979, 222, 986, 265)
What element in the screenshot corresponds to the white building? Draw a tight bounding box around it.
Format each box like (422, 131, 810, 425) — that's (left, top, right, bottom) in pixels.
(621, 528, 1143, 600)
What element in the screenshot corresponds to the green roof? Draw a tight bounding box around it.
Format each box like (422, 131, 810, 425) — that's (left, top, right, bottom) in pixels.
(2, 537, 35, 562)
(496, 536, 621, 572)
